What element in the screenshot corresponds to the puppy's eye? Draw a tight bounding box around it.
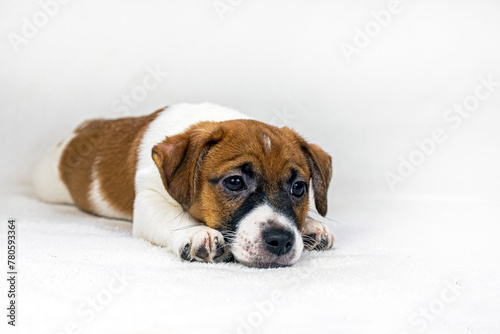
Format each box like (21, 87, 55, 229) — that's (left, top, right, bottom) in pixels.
(290, 181, 307, 197)
(224, 176, 246, 192)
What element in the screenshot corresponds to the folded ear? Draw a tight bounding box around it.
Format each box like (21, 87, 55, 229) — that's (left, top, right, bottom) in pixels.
(152, 122, 224, 208)
(301, 142, 333, 216)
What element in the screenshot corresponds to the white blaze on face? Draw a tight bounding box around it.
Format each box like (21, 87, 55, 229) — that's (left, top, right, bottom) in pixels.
(231, 203, 303, 268)
(261, 133, 272, 153)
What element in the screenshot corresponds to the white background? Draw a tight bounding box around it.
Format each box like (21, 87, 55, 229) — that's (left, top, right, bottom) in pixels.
(1, 1, 499, 334)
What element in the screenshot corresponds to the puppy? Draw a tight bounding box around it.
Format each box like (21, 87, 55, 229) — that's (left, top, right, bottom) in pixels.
(33, 103, 334, 267)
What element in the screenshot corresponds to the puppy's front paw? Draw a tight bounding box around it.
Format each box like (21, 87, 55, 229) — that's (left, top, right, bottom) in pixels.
(301, 218, 335, 251)
(179, 227, 230, 263)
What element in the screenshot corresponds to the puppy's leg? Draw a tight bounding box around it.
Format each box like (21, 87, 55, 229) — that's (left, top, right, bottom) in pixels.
(133, 190, 230, 262)
(301, 217, 335, 251)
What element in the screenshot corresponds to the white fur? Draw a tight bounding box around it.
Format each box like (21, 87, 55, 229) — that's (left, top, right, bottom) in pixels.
(33, 135, 74, 204)
(261, 133, 272, 153)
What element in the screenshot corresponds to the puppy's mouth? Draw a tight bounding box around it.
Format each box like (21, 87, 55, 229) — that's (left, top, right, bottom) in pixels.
(230, 248, 299, 268)
(222, 248, 295, 268)
(233, 256, 294, 268)
(224, 248, 293, 268)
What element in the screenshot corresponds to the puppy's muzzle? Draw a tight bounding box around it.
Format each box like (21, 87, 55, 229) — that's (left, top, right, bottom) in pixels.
(229, 204, 303, 267)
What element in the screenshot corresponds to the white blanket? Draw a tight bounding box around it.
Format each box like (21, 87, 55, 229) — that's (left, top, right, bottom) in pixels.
(1, 187, 498, 334)
(1, 0, 499, 333)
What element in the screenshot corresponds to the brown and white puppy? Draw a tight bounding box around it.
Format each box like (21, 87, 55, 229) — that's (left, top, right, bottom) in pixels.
(33, 103, 334, 267)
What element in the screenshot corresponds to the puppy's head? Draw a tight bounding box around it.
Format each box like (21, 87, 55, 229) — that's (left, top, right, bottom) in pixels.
(152, 120, 332, 267)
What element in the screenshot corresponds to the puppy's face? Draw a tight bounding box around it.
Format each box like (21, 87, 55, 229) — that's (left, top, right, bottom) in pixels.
(152, 120, 332, 267)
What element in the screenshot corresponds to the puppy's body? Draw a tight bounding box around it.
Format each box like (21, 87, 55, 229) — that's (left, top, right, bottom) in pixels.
(34, 103, 334, 267)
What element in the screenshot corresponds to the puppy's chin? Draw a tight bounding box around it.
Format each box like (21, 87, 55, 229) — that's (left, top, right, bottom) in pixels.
(228, 204, 304, 268)
(232, 254, 299, 269)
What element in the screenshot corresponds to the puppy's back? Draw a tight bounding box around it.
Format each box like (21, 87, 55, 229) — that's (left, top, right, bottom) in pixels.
(33, 109, 162, 220)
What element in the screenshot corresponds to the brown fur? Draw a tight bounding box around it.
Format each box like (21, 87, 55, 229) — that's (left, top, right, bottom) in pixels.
(152, 119, 332, 231)
(60, 109, 163, 218)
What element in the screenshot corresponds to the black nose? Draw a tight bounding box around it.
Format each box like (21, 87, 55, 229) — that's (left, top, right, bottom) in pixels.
(263, 228, 294, 256)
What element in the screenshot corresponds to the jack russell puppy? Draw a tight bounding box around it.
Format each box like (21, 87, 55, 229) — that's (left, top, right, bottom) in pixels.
(33, 103, 334, 268)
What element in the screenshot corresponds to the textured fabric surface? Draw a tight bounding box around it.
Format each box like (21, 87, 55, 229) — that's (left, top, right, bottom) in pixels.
(1, 1, 499, 333)
(1, 187, 498, 334)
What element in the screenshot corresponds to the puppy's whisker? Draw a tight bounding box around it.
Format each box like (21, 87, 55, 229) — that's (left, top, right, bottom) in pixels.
(307, 210, 343, 225)
(171, 224, 200, 232)
(213, 244, 229, 253)
(222, 237, 236, 244)
(221, 230, 237, 235)
(161, 210, 186, 227)
(221, 231, 238, 238)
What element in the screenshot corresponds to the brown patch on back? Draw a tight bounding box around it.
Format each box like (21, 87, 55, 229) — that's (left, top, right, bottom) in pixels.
(59, 108, 163, 218)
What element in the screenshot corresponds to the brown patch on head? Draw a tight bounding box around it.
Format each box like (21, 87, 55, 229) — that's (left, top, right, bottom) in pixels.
(60, 108, 163, 218)
(152, 119, 332, 231)
(152, 122, 224, 209)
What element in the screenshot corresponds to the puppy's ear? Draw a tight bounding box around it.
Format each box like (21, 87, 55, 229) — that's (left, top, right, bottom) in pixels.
(152, 122, 224, 208)
(300, 140, 332, 216)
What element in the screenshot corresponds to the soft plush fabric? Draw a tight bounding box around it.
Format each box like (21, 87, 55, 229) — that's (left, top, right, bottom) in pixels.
(1, 1, 499, 333)
(1, 188, 499, 334)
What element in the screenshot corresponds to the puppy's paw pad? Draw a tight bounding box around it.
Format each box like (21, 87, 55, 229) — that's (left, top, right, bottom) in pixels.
(301, 218, 335, 251)
(180, 228, 229, 263)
